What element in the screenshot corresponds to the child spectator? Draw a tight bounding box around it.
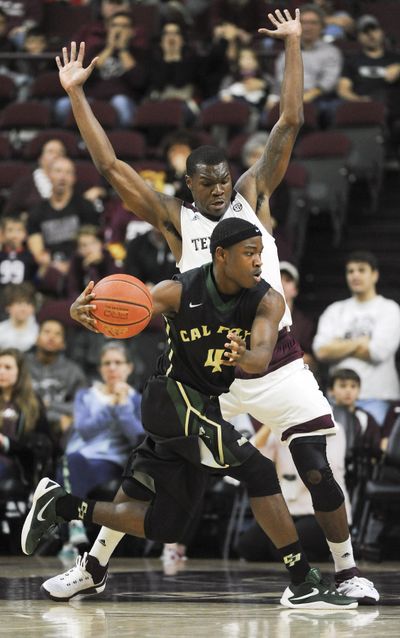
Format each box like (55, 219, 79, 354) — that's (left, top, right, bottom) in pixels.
(219, 46, 269, 115)
(0, 216, 37, 294)
(328, 367, 382, 497)
(0, 282, 39, 352)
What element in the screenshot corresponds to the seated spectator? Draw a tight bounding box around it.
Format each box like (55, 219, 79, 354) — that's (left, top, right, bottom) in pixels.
(0, 347, 52, 484)
(13, 27, 53, 101)
(56, 10, 147, 128)
(313, 251, 400, 425)
(265, 3, 342, 127)
(3, 138, 67, 217)
(336, 15, 400, 160)
(279, 261, 317, 373)
(237, 422, 351, 562)
(57, 340, 144, 557)
(162, 129, 200, 201)
(0, 216, 38, 300)
(218, 46, 270, 115)
(27, 156, 99, 278)
(26, 319, 87, 452)
(0, 0, 43, 49)
(314, 0, 354, 42)
(0, 283, 38, 352)
(328, 367, 381, 494)
(73, 0, 142, 53)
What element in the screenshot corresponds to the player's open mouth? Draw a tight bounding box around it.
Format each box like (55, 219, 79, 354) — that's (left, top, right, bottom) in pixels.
(211, 200, 225, 209)
(253, 271, 262, 282)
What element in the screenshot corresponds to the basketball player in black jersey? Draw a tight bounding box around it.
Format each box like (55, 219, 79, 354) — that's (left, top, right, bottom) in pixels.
(21, 219, 356, 609)
(51, 8, 379, 604)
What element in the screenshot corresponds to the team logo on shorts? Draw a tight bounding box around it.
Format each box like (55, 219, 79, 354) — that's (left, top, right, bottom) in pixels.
(232, 202, 243, 212)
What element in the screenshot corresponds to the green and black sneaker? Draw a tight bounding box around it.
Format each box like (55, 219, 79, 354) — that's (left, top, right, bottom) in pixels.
(21, 477, 66, 556)
(280, 567, 358, 609)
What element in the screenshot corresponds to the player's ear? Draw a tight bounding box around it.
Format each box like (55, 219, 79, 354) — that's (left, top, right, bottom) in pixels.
(185, 174, 192, 191)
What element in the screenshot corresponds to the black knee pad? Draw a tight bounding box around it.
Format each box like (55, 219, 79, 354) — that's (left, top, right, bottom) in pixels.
(228, 451, 281, 498)
(289, 437, 344, 512)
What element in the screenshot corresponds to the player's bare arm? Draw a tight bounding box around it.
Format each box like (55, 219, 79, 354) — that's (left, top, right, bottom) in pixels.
(223, 288, 285, 373)
(235, 9, 303, 233)
(150, 279, 183, 317)
(56, 42, 182, 243)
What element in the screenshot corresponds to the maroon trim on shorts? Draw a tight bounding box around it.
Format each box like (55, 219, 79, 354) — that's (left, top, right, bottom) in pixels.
(235, 327, 304, 380)
(281, 414, 336, 442)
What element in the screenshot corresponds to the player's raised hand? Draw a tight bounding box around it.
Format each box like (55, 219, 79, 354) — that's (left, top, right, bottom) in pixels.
(56, 41, 98, 93)
(70, 280, 99, 333)
(258, 8, 301, 40)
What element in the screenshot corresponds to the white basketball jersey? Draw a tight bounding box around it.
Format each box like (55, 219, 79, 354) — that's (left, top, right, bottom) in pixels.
(177, 190, 292, 329)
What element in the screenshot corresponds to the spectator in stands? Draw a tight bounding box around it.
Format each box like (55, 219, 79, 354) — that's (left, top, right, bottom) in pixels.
(73, 0, 138, 53)
(0, 283, 38, 352)
(146, 20, 201, 125)
(336, 14, 400, 160)
(0, 216, 37, 296)
(27, 156, 99, 277)
(279, 261, 317, 373)
(328, 367, 381, 468)
(314, 0, 354, 42)
(0, 0, 43, 49)
(266, 3, 342, 127)
(57, 340, 144, 557)
(162, 129, 200, 201)
(237, 420, 351, 562)
(218, 46, 270, 118)
(208, 0, 267, 43)
(0, 347, 52, 483)
(313, 251, 400, 425)
(56, 10, 146, 128)
(26, 319, 86, 452)
(13, 27, 53, 101)
(3, 138, 66, 217)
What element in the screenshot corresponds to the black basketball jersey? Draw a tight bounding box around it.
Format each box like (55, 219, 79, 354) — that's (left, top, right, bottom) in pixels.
(156, 263, 270, 396)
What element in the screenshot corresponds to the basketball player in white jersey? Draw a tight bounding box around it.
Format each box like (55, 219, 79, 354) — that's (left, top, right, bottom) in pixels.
(43, 8, 378, 603)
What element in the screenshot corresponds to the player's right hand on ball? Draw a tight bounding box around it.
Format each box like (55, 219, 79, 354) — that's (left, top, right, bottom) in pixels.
(70, 280, 99, 332)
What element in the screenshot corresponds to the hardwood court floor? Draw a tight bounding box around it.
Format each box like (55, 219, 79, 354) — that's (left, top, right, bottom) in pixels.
(0, 557, 399, 637)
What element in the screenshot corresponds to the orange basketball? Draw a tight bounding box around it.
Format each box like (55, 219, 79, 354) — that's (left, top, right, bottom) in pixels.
(91, 274, 153, 339)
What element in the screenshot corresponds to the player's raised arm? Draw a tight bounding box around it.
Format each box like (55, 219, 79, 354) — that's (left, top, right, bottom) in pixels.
(56, 42, 181, 230)
(235, 8, 304, 232)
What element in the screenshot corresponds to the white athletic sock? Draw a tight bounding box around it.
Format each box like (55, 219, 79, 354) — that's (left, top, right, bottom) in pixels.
(89, 527, 125, 566)
(327, 536, 356, 573)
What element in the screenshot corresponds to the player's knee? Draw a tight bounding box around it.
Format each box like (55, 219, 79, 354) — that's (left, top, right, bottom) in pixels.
(290, 439, 344, 512)
(230, 452, 281, 498)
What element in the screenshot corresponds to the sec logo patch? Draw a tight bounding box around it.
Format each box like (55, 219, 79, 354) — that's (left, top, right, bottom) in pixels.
(232, 203, 243, 212)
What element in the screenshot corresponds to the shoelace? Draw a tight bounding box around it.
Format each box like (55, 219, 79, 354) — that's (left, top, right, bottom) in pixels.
(61, 553, 88, 579)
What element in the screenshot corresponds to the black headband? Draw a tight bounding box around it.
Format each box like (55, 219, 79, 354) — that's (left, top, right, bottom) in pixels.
(210, 225, 262, 255)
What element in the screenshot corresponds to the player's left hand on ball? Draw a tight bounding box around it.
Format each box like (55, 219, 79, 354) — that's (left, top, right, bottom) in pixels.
(223, 332, 246, 365)
(70, 280, 99, 332)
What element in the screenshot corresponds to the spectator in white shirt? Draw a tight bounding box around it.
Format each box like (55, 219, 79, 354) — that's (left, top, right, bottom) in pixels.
(313, 251, 400, 424)
(0, 282, 39, 352)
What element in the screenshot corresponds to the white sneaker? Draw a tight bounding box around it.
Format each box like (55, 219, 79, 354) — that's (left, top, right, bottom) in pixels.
(336, 576, 379, 604)
(41, 552, 108, 601)
(161, 544, 187, 576)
